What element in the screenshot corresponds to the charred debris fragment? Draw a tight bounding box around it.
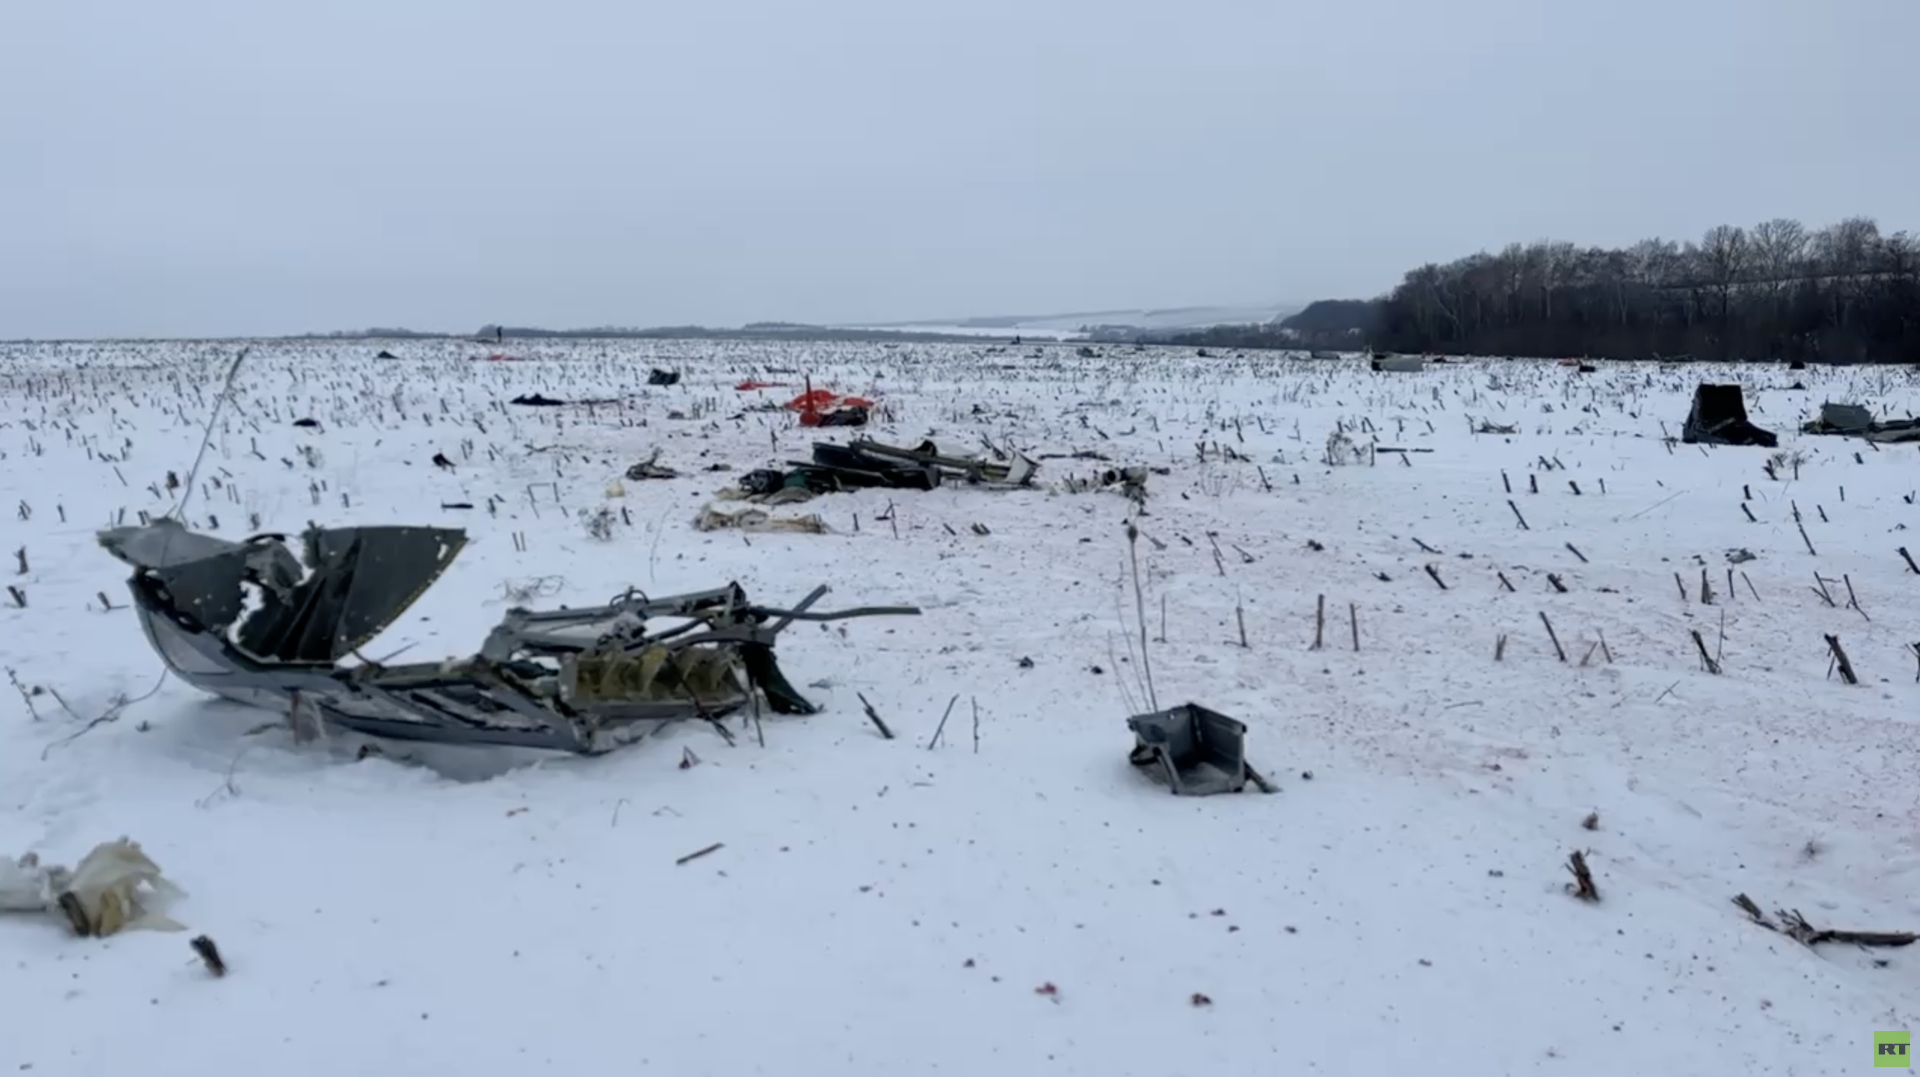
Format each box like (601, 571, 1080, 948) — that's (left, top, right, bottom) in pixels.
(97, 519, 920, 755)
(1682, 384, 1779, 447)
(734, 438, 1039, 501)
(1368, 352, 1427, 373)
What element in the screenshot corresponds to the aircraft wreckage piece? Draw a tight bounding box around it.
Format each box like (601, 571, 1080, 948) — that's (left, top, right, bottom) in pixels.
(1127, 703, 1264, 796)
(739, 438, 1040, 498)
(1682, 384, 1778, 448)
(837, 438, 1038, 486)
(97, 519, 921, 754)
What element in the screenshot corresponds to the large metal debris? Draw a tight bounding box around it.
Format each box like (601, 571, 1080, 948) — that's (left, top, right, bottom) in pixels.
(1683, 384, 1778, 447)
(740, 439, 1039, 498)
(1800, 402, 1920, 443)
(1127, 703, 1257, 796)
(1370, 352, 1427, 373)
(835, 438, 1038, 486)
(98, 519, 919, 754)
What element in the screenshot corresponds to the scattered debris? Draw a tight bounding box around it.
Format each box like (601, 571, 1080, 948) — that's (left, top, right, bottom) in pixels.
(814, 405, 871, 427)
(625, 452, 679, 481)
(1732, 893, 1916, 947)
(509, 392, 621, 407)
(733, 439, 1039, 499)
(1061, 466, 1151, 504)
(786, 388, 875, 428)
(97, 519, 917, 754)
(722, 473, 823, 506)
(694, 504, 830, 534)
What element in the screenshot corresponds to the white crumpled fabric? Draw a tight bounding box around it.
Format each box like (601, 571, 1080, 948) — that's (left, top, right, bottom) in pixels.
(0, 851, 56, 912)
(0, 839, 186, 936)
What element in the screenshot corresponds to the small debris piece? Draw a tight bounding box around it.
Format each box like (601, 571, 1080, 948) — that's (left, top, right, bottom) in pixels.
(626, 453, 679, 481)
(1766, 904, 1916, 948)
(675, 842, 724, 866)
(56, 892, 91, 937)
(1127, 704, 1255, 796)
(1732, 893, 1773, 927)
(189, 935, 227, 977)
(1190, 992, 1213, 1007)
(1566, 850, 1599, 901)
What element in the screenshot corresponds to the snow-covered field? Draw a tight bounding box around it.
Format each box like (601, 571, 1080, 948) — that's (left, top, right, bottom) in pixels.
(2, 338, 1916, 1076)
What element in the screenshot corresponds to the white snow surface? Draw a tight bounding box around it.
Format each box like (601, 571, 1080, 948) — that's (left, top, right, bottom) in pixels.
(2, 339, 1917, 1076)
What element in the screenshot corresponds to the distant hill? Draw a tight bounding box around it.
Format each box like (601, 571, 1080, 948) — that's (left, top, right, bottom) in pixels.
(280, 305, 1302, 346)
(840, 303, 1300, 340)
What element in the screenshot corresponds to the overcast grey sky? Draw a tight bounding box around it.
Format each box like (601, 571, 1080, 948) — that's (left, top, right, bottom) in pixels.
(2, 0, 1915, 338)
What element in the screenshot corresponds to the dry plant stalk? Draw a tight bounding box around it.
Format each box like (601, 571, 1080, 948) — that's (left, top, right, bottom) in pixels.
(855, 692, 895, 739)
(1690, 629, 1720, 674)
(675, 842, 724, 866)
(1125, 522, 1158, 711)
(1824, 635, 1858, 685)
(1566, 850, 1599, 902)
(1540, 612, 1567, 662)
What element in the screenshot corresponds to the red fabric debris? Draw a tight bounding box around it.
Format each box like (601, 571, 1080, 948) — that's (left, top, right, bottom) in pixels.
(784, 389, 872, 412)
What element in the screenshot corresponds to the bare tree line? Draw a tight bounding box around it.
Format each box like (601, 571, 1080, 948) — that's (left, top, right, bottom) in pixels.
(1349, 216, 1918, 363)
(1157, 217, 1918, 363)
